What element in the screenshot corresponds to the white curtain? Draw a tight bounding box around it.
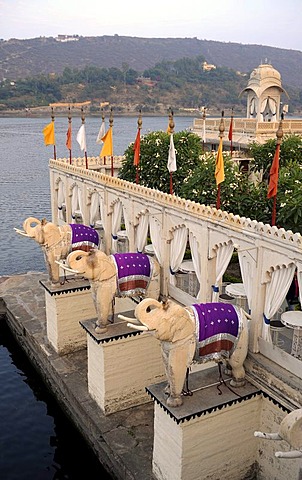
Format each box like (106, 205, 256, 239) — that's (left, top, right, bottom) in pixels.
(71, 186, 79, 223)
(89, 192, 102, 227)
(100, 196, 106, 234)
(250, 97, 256, 116)
(268, 97, 277, 116)
(136, 213, 149, 253)
(122, 205, 131, 243)
(211, 242, 234, 301)
(296, 263, 302, 306)
(169, 226, 188, 286)
(57, 181, 65, 220)
(262, 265, 296, 342)
(111, 201, 122, 253)
(77, 187, 84, 221)
(189, 231, 202, 298)
(238, 250, 255, 311)
(149, 216, 163, 265)
(260, 98, 268, 121)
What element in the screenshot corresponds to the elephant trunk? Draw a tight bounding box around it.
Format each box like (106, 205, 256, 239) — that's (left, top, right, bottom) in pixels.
(23, 217, 41, 238)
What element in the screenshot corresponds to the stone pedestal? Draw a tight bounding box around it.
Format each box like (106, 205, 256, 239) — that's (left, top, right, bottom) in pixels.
(147, 367, 261, 480)
(81, 306, 166, 415)
(40, 277, 95, 354)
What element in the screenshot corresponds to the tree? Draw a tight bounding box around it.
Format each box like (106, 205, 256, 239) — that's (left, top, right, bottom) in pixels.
(249, 134, 302, 179)
(119, 130, 203, 196)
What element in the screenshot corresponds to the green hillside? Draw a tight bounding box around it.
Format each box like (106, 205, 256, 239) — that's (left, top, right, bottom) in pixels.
(1, 36, 302, 115)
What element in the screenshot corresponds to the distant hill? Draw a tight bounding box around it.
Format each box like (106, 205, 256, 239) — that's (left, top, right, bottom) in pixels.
(1, 35, 302, 89)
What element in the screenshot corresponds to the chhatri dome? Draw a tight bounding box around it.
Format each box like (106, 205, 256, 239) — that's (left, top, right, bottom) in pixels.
(241, 62, 288, 122)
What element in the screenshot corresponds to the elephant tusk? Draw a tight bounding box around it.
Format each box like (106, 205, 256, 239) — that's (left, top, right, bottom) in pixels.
(254, 432, 281, 440)
(275, 450, 302, 459)
(14, 228, 31, 237)
(55, 261, 79, 274)
(118, 314, 140, 323)
(127, 322, 149, 332)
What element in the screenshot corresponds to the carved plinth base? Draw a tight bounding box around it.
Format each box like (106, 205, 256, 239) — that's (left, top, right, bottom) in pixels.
(40, 277, 95, 354)
(147, 368, 261, 480)
(81, 310, 166, 415)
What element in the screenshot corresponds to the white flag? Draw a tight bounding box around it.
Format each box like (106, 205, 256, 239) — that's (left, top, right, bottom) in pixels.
(96, 120, 106, 144)
(167, 133, 177, 173)
(76, 124, 87, 152)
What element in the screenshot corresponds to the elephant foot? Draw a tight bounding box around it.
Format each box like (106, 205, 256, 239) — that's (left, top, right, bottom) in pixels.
(167, 395, 183, 408)
(224, 367, 232, 376)
(230, 378, 246, 388)
(95, 325, 108, 334)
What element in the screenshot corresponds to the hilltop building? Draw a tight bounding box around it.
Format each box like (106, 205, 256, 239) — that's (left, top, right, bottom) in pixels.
(192, 62, 302, 154)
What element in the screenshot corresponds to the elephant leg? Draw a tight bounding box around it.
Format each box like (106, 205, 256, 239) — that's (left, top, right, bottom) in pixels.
(162, 337, 195, 407)
(95, 278, 116, 334)
(228, 325, 248, 387)
(161, 345, 171, 396)
(43, 250, 60, 284)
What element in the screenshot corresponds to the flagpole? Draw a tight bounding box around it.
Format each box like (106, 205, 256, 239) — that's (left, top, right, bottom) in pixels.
(202, 106, 207, 152)
(168, 110, 175, 195)
(229, 107, 233, 157)
(51, 107, 56, 160)
(271, 117, 283, 226)
(216, 111, 225, 210)
(68, 106, 72, 164)
(135, 110, 142, 184)
(80, 108, 88, 169)
(109, 109, 114, 176)
(102, 110, 106, 165)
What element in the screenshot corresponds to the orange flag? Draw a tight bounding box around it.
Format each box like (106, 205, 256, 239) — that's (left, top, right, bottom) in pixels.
(133, 129, 140, 166)
(42, 121, 55, 145)
(267, 143, 280, 198)
(100, 127, 113, 157)
(66, 124, 72, 150)
(215, 137, 225, 185)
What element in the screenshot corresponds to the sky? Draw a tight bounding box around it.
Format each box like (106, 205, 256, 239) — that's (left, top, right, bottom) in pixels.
(1, 0, 301, 52)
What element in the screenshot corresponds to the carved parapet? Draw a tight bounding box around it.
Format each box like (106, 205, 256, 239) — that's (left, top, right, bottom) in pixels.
(50, 158, 302, 250)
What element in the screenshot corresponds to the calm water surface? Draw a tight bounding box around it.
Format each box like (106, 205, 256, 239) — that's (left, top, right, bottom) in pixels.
(0, 115, 194, 479)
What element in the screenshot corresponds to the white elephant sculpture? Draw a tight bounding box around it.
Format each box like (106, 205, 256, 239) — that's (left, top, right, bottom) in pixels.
(59, 250, 160, 334)
(15, 217, 99, 284)
(121, 298, 249, 407)
(254, 409, 302, 459)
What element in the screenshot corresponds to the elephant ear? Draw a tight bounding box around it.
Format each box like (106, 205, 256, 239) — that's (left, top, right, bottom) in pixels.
(87, 250, 116, 281)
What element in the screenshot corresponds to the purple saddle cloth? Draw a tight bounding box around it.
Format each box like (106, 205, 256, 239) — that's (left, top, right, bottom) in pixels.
(191, 303, 241, 362)
(70, 224, 99, 251)
(112, 253, 152, 297)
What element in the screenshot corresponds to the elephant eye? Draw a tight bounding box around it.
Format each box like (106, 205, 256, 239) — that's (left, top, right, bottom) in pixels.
(76, 255, 83, 261)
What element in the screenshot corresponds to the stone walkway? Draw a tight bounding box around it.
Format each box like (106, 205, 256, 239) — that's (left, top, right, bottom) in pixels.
(0, 272, 155, 480)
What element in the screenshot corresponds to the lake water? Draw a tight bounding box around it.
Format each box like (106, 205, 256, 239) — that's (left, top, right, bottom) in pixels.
(0, 115, 193, 276)
(0, 115, 194, 479)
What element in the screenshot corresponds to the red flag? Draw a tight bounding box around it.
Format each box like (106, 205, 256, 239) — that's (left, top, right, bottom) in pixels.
(228, 117, 233, 141)
(267, 143, 280, 199)
(66, 124, 72, 150)
(133, 129, 140, 166)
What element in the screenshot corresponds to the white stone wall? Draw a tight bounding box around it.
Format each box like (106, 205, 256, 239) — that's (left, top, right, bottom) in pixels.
(153, 395, 261, 480)
(87, 332, 166, 414)
(152, 395, 302, 480)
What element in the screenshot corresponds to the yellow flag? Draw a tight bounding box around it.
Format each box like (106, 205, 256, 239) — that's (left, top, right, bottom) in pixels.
(100, 127, 113, 157)
(215, 137, 224, 185)
(42, 121, 55, 145)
